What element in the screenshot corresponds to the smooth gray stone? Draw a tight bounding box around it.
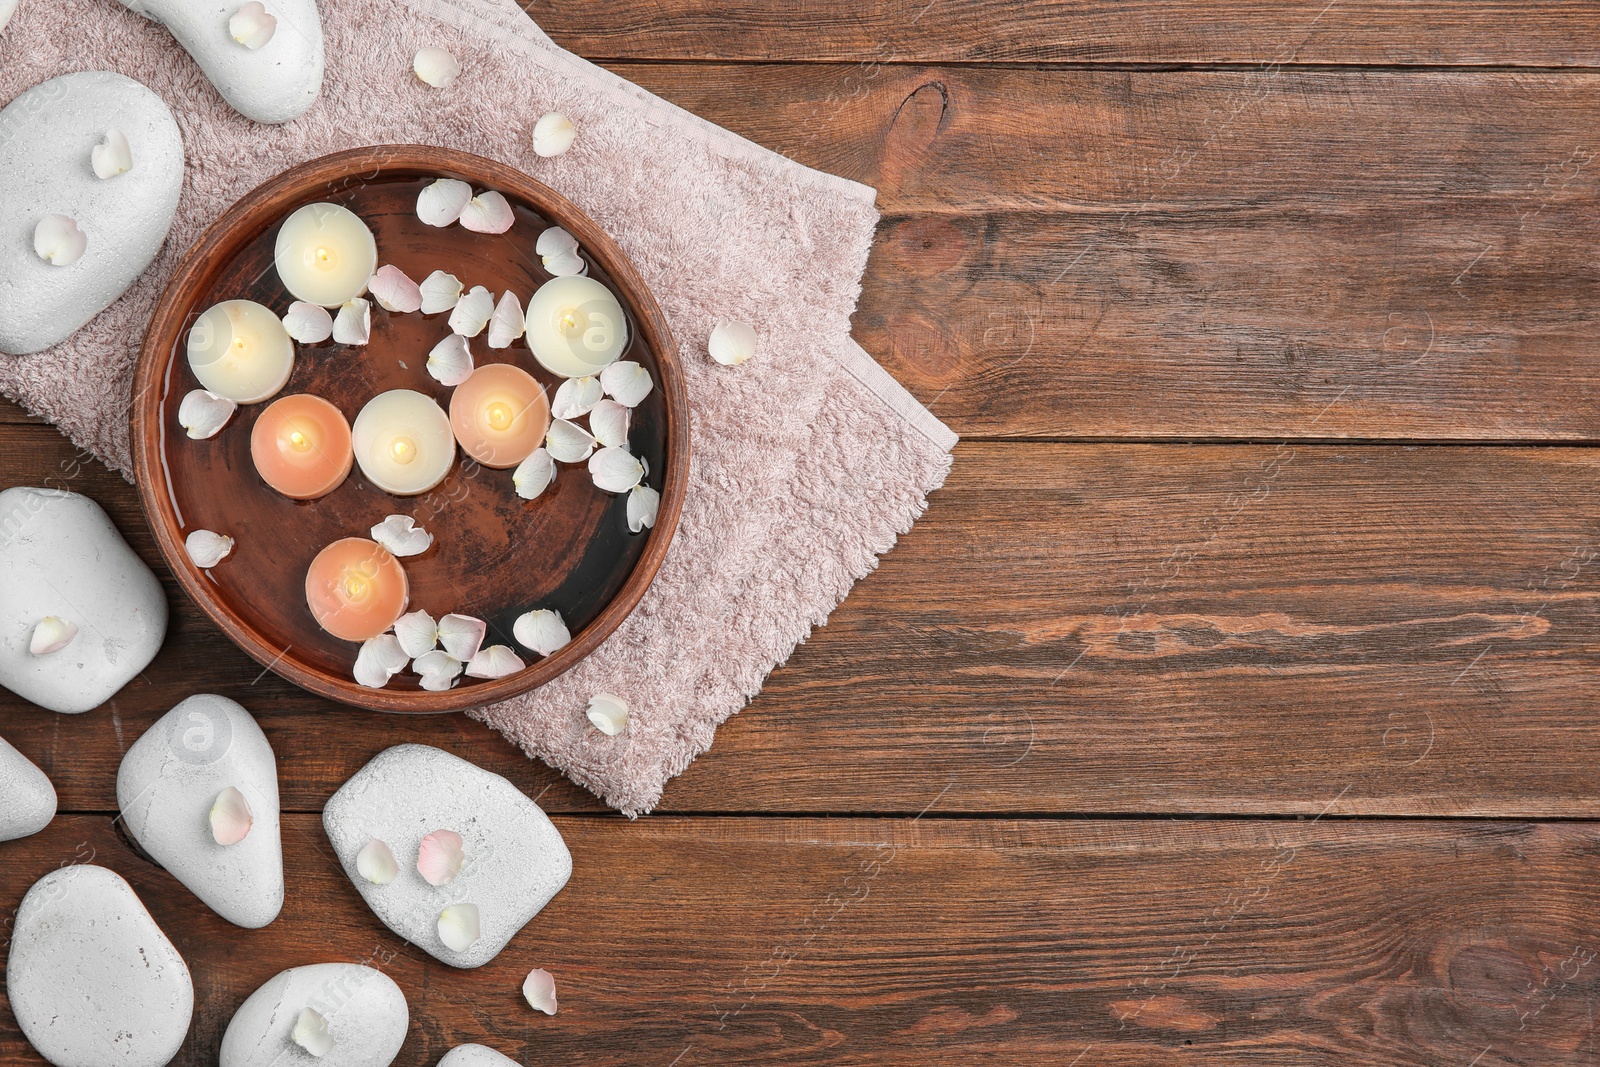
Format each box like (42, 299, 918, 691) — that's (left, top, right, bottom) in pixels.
(323, 745, 572, 969)
(220, 963, 408, 1067)
(118, 694, 285, 928)
(119, 0, 324, 124)
(0, 732, 55, 841)
(0, 71, 183, 356)
(438, 1045, 520, 1067)
(7, 865, 194, 1067)
(0, 487, 168, 713)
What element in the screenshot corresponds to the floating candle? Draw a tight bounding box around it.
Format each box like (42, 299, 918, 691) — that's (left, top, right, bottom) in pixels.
(305, 537, 409, 642)
(273, 203, 378, 308)
(448, 364, 550, 469)
(351, 389, 456, 496)
(525, 276, 628, 378)
(250, 394, 353, 500)
(187, 299, 295, 404)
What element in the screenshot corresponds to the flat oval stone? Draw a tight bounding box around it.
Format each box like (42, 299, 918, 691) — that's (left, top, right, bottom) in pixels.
(220, 963, 408, 1067)
(0, 732, 56, 841)
(0, 487, 168, 713)
(439, 1045, 520, 1067)
(0, 71, 183, 356)
(7, 865, 194, 1067)
(118, 694, 284, 928)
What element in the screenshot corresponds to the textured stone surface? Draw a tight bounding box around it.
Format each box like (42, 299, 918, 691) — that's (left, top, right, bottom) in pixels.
(6, 865, 193, 1067)
(0, 732, 55, 841)
(323, 744, 572, 968)
(0, 487, 167, 713)
(117, 694, 284, 928)
(0, 71, 183, 356)
(220, 963, 407, 1067)
(438, 1045, 520, 1067)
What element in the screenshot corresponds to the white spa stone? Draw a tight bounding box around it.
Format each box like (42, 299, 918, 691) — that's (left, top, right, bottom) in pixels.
(220, 963, 408, 1067)
(7, 865, 194, 1067)
(117, 694, 285, 928)
(0, 733, 56, 841)
(0, 71, 184, 356)
(118, 0, 324, 124)
(323, 745, 572, 969)
(0, 487, 167, 713)
(438, 1045, 520, 1067)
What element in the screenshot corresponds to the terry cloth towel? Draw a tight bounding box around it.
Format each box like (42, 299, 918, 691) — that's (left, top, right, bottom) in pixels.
(0, 0, 956, 814)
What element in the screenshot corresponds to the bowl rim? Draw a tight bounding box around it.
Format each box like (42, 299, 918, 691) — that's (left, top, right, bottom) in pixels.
(130, 144, 690, 714)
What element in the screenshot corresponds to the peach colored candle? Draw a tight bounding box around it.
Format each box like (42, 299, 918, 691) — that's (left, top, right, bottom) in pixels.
(448, 363, 550, 469)
(305, 537, 409, 641)
(251, 394, 353, 500)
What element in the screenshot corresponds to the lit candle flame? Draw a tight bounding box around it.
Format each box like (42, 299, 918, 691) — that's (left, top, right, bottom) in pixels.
(287, 429, 311, 452)
(389, 436, 417, 465)
(486, 401, 513, 432)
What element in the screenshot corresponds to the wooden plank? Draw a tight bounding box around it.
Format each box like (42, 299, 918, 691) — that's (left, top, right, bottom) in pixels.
(531, 0, 1600, 68)
(3, 815, 1600, 1066)
(9, 422, 1600, 818)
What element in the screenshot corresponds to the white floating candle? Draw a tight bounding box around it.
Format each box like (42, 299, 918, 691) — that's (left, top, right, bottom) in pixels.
(186, 300, 295, 404)
(351, 389, 456, 496)
(273, 203, 378, 308)
(525, 275, 628, 378)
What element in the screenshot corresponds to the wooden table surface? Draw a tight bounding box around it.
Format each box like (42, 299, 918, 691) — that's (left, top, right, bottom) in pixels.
(5, 2, 1600, 1064)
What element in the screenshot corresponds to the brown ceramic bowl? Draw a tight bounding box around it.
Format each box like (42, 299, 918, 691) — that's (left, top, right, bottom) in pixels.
(131, 146, 688, 713)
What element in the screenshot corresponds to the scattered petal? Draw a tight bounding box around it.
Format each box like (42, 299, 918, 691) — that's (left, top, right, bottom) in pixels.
(369, 264, 423, 313)
(531, 112, 575, 158)
(487, 291, 525, 349)
(522, 969, 558, 1015)
(460, 190, 514, 234)
(586, 693, 628, 736)
(413, 649, 463, 692)
(354, 634, 409, 688)
(465, 644, 525, 679)
(292, 1007, 333, 1058)
(438, 903, 481, 952)
(356, 838, 399, 885)
(185, 529, 234, 569)
(414, 46, 460, 88)
(0, 0, 17, 33)
(588, 398, 630, 449)
(419, 270, 464, 314)
(91, 129, 132, 180)
(178, 389, 236, 440)
(627, 485, 660, 533)
(33, 214, 85, 266)
(709, 318, 758, 366)
(209, 786, 253, 846)
(370, 515, 433, 557)
(541, 247, 587, 277)
(418, 829, 465, 886)
(282, 300, 334, 343)
(437, 613, 487, 662)
(512, 447, 556, 500)
(228, 1, 276, 48)
(600, 360, 653, 408)
(394, 609, 439, 659)
(449, 285, 494, 337)
(417, 178, 472, 227)
(513, 608, 570, 657)
(535, 226, 579, 259)
(545, 418, 596, 463)
(427, 333, 474, 386)
(589, 446, 644, 493)
(333, 297, 372, 345)
(29, 616, 78, 656)
(550, 376, 601, 420)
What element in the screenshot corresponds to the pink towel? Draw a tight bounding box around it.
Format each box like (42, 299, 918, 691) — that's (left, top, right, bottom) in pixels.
(0, 0, 955, 813)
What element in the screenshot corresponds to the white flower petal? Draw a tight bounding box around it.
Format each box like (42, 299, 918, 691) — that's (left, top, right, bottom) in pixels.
(545, 418, 596, 463)
(209, 786, 253, 846)
(535, 226, 579, 259)
(627, 485, 660, 533)
(185, 529, 233, 569)
(33, 214, 85, 266)
(0, 0, 18, 33)
(541, 248, 587, 277)
(589, 446, 644, 493)
(449, 285, 494, 337)
(228, 1, 276, 48)
(465, 644, 525, 679)
(487, 291, 524, 349)
(29, 616, 78, 656)
(333, 298, 372, 345)
(531, 112, 575, 158)
(586, 693, 628, 736)
(417, 828, 465, 885)
(178, 389, 236, 440)
(438, 903, 480, 952)
(369, 264, 423, 313)
(414, 46, 460, 88)
(370, 515, 433, 557)
(599, 361, 653, 408)
(292, 1008, 333, 1058)
(91, 129, 132, 180)
(513, 608, 570, 657)
(417, 178, 472, 227)
(550, 376, 601, 420)
(413, 649, 463, 692)
(354, 633, 409, 688)
(394, 609, 439, 659)
(522, 968, 558, 1015)
(588, 398, 630, 449)
(419, 270, 464, 314)
(709, 318, 758, 366)
(512, 447, 556, 500)
(356, 838, 399, 884)
(427, 333, 474, 386)
(459, 190, 514, 235)
(282, 301, 333, 343)
(437, 613, 487, 662)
